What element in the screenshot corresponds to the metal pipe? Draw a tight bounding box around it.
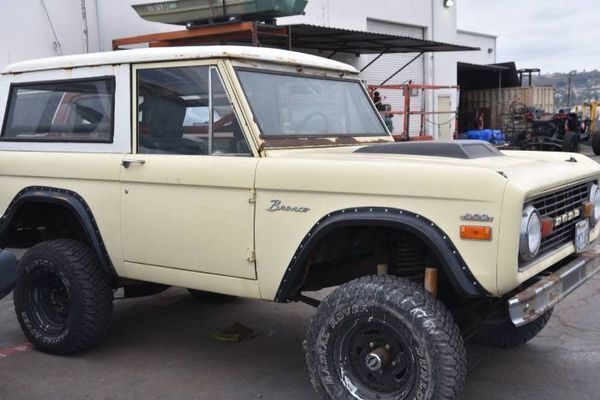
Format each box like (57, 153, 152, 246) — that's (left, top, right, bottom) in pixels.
(360, 50, 388, 73)
(38, 0, 63, 55)
(380, 52, 424, 86)
(93, 0, 103, 51)
(80, 0, 89, 53)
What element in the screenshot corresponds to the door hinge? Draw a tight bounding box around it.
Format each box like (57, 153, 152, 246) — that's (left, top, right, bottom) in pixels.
(249, 189, 256, 204)
(247, 248, 256, 263)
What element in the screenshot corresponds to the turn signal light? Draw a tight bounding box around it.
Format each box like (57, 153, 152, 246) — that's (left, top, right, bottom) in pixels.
(460, 225, 492, 241)
(583, 202, 594, 218)
(541, 217, 554, 239)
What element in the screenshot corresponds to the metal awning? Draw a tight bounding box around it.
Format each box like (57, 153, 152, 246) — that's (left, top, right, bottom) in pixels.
(278, 24, 478, 55)
(457, 62, 509, 72)
(457, 61, 521, 90)
(113, 22, 478, 55)
(112, 22, 478, 84)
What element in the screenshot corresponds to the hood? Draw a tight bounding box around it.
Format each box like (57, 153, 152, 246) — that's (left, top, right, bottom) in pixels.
(265, 143, 600, 197)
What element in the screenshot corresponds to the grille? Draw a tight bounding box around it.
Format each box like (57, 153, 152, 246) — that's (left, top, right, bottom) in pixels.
(530, 181, 592, 255)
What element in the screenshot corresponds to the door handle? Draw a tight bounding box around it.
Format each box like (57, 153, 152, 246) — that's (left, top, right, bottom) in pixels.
(121, 159, 146, 168)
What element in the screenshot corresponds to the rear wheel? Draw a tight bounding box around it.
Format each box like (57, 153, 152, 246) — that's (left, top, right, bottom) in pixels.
(562, 131, 580, 152)
(14, 240, 113, 354)
(305, 275, 466, 400)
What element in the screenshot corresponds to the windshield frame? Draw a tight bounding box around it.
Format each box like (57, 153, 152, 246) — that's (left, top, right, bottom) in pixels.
(233, 66, 392, 148)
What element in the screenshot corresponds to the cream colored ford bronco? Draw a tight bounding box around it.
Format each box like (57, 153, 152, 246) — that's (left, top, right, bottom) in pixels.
(0, 46, 599, 400)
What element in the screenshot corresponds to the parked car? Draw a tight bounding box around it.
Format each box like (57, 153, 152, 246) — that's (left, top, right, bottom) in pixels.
(1, 46, 600, 400)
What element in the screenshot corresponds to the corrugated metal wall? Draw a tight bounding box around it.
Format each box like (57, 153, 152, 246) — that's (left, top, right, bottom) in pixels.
(361, 19, 425, 136)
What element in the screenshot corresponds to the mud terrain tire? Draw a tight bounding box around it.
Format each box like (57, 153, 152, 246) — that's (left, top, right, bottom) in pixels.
(14, 239, 113, 354)
(304, 275, 466, 400)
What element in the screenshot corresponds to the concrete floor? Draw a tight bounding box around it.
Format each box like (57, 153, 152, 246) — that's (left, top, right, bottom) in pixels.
(1, 146, 600, 400)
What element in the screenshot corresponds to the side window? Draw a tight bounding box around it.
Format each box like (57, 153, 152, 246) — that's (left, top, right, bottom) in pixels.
(1, 77, 115, 142)
(137, 66, 251, 156)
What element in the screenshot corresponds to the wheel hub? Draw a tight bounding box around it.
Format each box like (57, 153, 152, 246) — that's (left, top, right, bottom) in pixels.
(335, 319, 418, 399)
(29, 273, 71, 335)
(365, 344, 393, 372)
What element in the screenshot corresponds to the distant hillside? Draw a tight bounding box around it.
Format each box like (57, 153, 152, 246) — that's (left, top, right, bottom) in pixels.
(533, 70, 600, 108)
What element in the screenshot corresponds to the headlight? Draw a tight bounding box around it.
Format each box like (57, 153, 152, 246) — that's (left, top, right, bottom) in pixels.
(590, 184, 600, 225)
(519, 205, 542, 260)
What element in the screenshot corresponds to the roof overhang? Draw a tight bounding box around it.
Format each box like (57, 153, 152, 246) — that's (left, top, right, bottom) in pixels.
(112, 21, 478, 55)
(457, 61, 522, 89)
(457, 62, 509, 72)
(275, 24, 479, 55)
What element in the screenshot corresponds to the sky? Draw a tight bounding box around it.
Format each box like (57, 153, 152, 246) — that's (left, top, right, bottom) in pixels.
(457, 0, 600, 74)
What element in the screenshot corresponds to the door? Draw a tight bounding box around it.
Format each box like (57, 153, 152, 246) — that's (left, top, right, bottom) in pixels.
(121, 62, 258, 279)
(437, 95, 453, 140)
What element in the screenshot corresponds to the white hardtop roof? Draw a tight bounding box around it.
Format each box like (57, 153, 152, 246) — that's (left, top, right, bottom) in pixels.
(2, 45, 358, 75)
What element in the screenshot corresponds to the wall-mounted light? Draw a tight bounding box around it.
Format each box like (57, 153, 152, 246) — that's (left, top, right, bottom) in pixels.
(444, 0, 455, 7)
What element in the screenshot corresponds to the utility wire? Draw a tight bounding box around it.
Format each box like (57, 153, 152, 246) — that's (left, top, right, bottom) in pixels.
(39, 0, 63, 55)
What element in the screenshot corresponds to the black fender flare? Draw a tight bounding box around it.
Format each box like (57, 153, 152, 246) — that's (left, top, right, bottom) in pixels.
(274, 207, 489, 302)
(0, 186, 116, 278)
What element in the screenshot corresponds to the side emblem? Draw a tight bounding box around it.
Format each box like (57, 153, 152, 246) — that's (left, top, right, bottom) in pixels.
(267, 200, 310, 213)
(460, 214, 494, 222)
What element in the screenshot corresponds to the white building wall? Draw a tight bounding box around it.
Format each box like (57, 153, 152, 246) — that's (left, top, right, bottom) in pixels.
(0, 0, 101, 65)
(457, 30, 497, 65)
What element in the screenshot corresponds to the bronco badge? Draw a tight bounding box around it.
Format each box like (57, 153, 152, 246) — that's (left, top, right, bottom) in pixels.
(266, 200, 310, 213)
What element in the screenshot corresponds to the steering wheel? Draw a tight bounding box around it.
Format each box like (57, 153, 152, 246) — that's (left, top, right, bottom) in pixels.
(295, 112, 329, 134)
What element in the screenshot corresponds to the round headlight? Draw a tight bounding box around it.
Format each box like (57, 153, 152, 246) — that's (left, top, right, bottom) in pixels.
(519, 205, 542, 260)
(590, 184, 600, 225)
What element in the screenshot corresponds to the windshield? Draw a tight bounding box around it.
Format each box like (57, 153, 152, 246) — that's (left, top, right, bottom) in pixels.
(236, 69, 388, 139)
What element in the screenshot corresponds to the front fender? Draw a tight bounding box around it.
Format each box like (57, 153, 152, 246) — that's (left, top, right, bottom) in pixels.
(274, 207, 489, 302)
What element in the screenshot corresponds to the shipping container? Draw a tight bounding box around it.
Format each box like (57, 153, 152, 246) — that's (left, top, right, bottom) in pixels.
(462, 86, 555, 129)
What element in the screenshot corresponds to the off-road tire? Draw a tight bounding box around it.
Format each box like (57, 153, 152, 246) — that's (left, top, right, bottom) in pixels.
(14, 239, 113, 354)
(187, 289, 237, 303)
(592, 133, 600, 155)
(562, 131, 580, 152)
(304, 275, 466, 400)
(470, 307, 553, 349)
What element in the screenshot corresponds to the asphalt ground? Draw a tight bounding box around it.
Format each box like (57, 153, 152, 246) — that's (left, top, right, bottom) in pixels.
(1, 146, 600, 400)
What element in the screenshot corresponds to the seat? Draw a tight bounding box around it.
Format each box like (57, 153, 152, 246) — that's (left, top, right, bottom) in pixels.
(140, 95, 207, 155)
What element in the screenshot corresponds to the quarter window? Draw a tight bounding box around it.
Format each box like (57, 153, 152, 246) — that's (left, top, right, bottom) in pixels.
(137, 66, 251, 156)
(1, 77, 115, 142)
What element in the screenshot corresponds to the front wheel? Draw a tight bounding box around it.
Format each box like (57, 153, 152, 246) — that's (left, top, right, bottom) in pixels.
(14, 239, 114, 354)
(304, 275, 466, 400)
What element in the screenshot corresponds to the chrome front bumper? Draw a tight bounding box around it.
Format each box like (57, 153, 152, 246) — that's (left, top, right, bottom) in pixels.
(509, 244, 600, 327)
